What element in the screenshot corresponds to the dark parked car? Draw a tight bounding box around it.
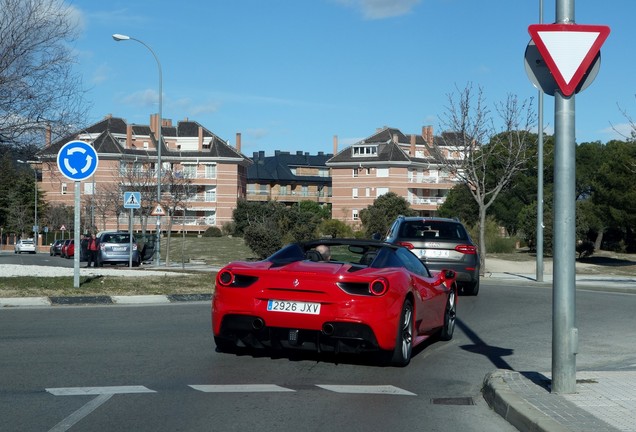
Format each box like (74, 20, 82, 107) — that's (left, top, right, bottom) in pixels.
(385, 216, 480, 295)
(50, 239, 64, 256)
(96, 231, 140, 266)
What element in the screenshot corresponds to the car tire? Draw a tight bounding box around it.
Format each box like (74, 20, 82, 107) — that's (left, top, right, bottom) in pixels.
(439, 289, 457, 341)
(389, 298, 414, 367)
(463, 279, 480, 296)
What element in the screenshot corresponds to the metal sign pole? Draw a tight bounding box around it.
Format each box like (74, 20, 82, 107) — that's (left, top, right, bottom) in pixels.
(552, 0, 577, 395)
(129, 208, 133, 268)
(74, 182, 81, 288)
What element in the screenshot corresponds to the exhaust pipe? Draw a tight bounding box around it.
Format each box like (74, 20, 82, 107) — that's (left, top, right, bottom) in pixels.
(322, 323, 335, 336)
(252, 318, 264, 330)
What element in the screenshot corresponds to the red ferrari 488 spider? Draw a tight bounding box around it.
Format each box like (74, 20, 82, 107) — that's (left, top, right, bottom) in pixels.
(212, 239, 457, 366)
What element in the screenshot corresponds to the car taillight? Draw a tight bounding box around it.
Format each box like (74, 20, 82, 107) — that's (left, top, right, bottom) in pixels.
(397, 241, 414, 249)
(369, 278, 388, 296)
(455, 244, 477, 254)
(217, 270, 234, 286)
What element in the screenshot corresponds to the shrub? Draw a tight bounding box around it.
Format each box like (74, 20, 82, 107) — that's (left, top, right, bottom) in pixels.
(576, 240, 595, 259)
(243, 223, 282, 259)
(202, 226, 222, 237)
(319, 219, 353, 238)
(221, 221, 235, 236)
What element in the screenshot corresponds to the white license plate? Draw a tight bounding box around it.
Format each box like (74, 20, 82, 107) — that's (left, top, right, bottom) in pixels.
(421, 249, 450, 258)
(267, 300, 321, 315)
(112, 246, 126, 252)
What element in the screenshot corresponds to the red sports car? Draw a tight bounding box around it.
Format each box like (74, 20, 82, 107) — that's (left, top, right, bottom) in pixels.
(212, 239, 458, 366)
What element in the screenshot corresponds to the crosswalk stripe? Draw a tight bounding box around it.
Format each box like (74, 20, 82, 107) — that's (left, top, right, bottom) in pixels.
(189, 384, 295, 393)
(316, 385, 416, 395)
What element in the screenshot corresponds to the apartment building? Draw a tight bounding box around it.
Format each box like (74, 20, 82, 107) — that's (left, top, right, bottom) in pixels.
(35, 114, 251, 233)
(327, 126, 459, 228)
(247, 150, 332, 205)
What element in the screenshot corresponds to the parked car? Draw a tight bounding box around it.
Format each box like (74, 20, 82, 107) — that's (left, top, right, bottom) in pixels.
(14, 239, 36, 254)
(60, 239, 72, 258)
(212, 238, 458, 366)
(385, 216, 480, 295)
(96, 231, 140, 266)
(50, 239, 64, 256)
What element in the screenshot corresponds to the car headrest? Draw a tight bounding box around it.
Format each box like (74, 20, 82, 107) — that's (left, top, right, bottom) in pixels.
(305, 250, 324, 262)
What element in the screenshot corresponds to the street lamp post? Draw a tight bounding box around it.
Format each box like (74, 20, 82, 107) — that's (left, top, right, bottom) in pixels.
(17, 160, 38, 249)
(113, 33, 162, 266)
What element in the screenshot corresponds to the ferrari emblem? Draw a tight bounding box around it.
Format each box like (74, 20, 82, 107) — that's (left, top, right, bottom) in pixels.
(293, 279, 300, 287)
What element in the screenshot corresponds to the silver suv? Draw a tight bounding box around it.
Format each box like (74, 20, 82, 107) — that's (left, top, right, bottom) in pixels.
(95, 231, 140, 267)
(385, 216, 480, 295)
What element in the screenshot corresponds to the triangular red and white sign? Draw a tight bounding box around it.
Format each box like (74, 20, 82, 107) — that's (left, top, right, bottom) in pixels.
(528, 24, 610, 96)
(150, 203, 166, 216)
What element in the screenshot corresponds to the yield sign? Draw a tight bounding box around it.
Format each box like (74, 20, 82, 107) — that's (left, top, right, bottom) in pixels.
(528, 24, 610, 97)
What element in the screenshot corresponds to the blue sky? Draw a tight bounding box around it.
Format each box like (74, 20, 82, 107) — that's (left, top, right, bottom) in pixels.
(68, 0, 636, 156)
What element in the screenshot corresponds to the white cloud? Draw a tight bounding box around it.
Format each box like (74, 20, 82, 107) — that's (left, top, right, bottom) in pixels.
(120, 89, 159, 108)
(601, 123, 633, 141)
(334, 0, 421, 19)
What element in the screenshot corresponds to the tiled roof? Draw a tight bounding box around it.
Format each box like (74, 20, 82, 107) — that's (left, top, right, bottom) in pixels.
(327, 126, 441, 165)
(38, 115, 251, 164)
(248, 151, 332, 184)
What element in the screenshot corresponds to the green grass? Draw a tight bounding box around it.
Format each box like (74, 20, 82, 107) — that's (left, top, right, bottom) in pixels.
(1, 236, 255, 298)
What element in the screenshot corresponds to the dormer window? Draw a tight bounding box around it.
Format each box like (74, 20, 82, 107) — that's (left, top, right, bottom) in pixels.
(352, 145, 378, 157)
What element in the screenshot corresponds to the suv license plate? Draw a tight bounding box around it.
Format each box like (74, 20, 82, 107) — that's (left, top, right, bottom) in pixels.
(422, 249, 450, 258)
(267, 300, 320, 315)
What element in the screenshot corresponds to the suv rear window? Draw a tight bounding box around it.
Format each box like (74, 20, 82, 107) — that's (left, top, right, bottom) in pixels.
(398, 221, 468, 241)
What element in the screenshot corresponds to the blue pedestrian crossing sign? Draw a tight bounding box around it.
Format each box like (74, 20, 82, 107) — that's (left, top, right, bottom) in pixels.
(57, 140, 99, 181)
(123, 192, 142, 209)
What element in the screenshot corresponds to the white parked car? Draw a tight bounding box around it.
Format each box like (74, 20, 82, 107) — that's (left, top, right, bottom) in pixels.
(15, 239, 37, 254)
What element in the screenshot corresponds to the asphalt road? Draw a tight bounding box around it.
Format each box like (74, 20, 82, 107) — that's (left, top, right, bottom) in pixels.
(3, 280, 635, 432)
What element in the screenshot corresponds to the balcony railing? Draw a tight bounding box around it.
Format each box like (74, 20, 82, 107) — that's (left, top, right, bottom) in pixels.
(408, 176, 454, 184)
(409, 197, 447, 205)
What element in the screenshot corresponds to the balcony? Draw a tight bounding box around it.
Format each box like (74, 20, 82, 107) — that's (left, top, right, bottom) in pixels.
(246, 190, 332, 203)
(409, 196, 446, 206)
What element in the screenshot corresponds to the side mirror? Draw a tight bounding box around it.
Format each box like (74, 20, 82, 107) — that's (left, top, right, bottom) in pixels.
(371, 232, 382, 241)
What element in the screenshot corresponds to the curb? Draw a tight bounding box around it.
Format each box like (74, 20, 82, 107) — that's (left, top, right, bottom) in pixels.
(1, 294, 212, 308)
(482, 370, 570, 432)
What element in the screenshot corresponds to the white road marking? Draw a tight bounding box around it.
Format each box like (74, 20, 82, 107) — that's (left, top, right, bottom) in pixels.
(48, 394, 112, 432)
(316, 385, 416, 396)
(190, 384, 296, 393)
(46, 386, 156, 396)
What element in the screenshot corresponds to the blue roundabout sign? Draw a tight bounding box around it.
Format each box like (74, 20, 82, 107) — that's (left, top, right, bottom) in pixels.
(57, 140, 99, 181)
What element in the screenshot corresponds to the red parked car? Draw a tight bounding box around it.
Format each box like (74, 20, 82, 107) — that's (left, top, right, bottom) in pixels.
(60, 239, 72, 258)
(212, 239, 458, 366)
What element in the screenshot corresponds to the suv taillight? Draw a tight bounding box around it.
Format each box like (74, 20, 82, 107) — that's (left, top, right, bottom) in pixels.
(397, 241, 414, 249)
(455, 244, 477, 254)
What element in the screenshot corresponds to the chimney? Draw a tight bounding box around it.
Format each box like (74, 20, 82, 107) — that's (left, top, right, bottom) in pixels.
(126, 124, 132, 149)
(150, 114, 157, 134)
(333, 135, 338, 154)
(45, 124, 51, 148)
(410, 134, 416, 156)
(198, 126, 203, 151)
(236, 132, 242, 152)
(422, 126, 434, 146)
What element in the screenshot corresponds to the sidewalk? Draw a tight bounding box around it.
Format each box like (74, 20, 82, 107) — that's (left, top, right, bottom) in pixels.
(483, 259, 636, 432)
(484, 370, 636, 432)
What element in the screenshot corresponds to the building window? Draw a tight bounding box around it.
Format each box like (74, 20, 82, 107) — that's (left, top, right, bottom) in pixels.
(280, 185, 288, 195)
(290, 167, 297, 175)
(352, 145, 378, 157)
(376, 168, 389, 177)
(182, 165, 196, 178)
(205, 164, 216, 179)
(205, 186, 216, 202)
(376, 187, 389, 197)
(301, 185, 308, 197)
(352, 169, 358, 178)
(119, 161, 129, 175)
(366, 187, 371, 197)
(352, 209, 359, 221)
(61, 183, 67, 194)
(318, 168, 329, 177)
(352, 188, 358, 198)
(143, 141, 149, 149)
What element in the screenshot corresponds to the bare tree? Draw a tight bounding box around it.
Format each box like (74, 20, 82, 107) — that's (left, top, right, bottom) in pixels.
(0, 0, 90, 147)
(430, 84, 536, 272)
(162, 169, 195, 266)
